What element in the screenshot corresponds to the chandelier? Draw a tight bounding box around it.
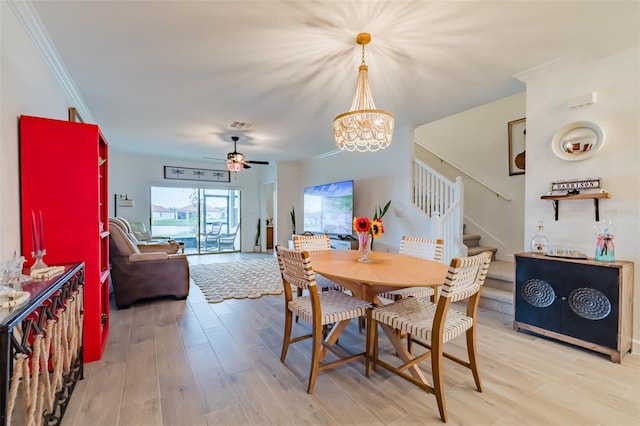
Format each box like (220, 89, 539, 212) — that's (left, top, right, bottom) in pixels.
(333, 32, 394, 152)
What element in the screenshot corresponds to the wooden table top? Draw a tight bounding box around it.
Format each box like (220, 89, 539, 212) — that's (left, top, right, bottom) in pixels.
(309, 250, 448, 302)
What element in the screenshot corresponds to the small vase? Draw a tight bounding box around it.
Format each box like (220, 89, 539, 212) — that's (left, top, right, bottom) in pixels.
(594, 219, 615, 262)
(357, 232, 372, 263)
(31, 249, 48, 271)
(595, 236, 615, 262)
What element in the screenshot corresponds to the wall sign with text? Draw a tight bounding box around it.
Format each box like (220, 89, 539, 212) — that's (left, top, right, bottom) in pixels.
(550, 178, 602, 193)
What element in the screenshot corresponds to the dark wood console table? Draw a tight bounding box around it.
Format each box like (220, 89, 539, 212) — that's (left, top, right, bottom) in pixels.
(514, 253, 633, 363)
(1, 262, 84, 425)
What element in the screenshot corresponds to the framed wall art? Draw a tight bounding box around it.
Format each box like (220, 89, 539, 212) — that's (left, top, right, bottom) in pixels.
(164, 166, 230, 182)
(508, 117, 526, 176)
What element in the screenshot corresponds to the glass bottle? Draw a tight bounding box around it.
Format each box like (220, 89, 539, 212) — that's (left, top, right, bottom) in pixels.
(531, 221, 548, 254)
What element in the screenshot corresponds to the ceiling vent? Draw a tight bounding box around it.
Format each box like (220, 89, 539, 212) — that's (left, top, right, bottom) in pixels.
(227, 121, 252, 130)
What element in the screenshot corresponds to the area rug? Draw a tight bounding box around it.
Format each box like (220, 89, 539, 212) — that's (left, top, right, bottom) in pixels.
(189, 258, 283, 303)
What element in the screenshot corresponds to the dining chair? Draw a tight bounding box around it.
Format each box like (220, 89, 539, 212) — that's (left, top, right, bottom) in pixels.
(367, 251, 492, 423)
(292, 234, 342, 291)
(275, 245, 371, 394)
(379, 236, 444, 303)
(292, 234, 331, 250)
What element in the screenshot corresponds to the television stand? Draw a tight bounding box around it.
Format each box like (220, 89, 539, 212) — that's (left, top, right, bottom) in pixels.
(330, 238, 357, 250)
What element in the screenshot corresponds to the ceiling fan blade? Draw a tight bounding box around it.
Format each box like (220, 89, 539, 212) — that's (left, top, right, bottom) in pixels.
(243, 163, 252, 169)
(245, 160, 269, 165)
(202, 156, 227, 161)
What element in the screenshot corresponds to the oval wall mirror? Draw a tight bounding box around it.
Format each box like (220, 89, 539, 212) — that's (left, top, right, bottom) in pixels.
(551, 121, 605, 161)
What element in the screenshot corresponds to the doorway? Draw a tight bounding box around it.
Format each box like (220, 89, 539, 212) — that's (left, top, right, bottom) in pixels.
(150, 186, 241, 254)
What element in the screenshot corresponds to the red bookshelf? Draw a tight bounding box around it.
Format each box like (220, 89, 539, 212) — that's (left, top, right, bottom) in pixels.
(19, 115, 110, 362)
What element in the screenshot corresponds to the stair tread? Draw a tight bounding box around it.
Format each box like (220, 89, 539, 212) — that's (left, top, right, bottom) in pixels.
(463, 234, 481, 240)
(479, 287, 514, 315)
(463, 234, 481, 248)
(487, 260, 514, 282)
(481, 286, 512, 303)
(468, 246, 497, 256)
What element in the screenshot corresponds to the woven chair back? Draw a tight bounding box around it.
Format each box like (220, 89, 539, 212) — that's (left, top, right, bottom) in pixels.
(441, 251, 491, 303)
(399, 236, 444, 262)
(293, 234, 331, 251)
(276, 245, 317, 291)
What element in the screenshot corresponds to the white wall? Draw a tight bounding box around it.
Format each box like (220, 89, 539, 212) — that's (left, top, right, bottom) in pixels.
(414, 93, 526, 260)
(0, 2, 73, 259)
(109, 152, 264, 252)
(519, 48, 640, 350)
(274, 161, 302, 248)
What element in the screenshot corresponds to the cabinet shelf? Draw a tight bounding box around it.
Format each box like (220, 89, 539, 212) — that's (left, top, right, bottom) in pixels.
(20, 115, 110, 363)
(540, 192, 610, 221)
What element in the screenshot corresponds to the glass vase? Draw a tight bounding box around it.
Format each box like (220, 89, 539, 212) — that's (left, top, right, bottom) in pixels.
(594, 218, 615, 262)
(357, 232, 372, 263)
(31, 249, 48, 271)
(595, 236, 615, 262)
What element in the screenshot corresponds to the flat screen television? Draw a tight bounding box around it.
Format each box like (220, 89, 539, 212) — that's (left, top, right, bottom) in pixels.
(303, 179, 353, 236)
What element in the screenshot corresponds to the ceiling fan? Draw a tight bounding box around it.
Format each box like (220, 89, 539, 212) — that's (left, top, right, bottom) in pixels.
(204, 136, 269, 171)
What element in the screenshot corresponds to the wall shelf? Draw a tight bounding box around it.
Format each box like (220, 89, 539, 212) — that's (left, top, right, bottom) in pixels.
(540, 192, 610, 221)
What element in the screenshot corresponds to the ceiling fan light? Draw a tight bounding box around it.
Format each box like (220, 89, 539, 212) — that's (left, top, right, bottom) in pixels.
(227, 161, 243, 172)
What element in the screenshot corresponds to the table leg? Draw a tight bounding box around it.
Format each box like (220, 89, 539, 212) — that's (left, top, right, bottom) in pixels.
(319, 320, 350, 362)
(379, 323, 428, 384)
(366, 309, 375, 377)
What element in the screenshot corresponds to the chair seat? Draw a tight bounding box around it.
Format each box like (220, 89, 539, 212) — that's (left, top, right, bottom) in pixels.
(373, 298, 473, 343)
(289, 290, 370, 325)
(379, 286, 434, 301)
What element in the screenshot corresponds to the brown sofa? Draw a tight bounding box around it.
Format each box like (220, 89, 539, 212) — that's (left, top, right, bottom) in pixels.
(109, 218, 189, 309)
(110, 217, 181, 254)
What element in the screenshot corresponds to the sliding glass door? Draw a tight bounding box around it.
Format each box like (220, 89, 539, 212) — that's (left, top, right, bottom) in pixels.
(150, 186, 241, 254)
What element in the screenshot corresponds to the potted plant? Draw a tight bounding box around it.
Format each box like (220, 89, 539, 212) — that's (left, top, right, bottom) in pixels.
(254, 218, 261, 252)
(290, 206, 296, 236)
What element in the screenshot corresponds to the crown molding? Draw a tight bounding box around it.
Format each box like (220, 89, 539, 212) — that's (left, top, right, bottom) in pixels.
(8, 0, 95, 123)
(313, 149, 343, 160)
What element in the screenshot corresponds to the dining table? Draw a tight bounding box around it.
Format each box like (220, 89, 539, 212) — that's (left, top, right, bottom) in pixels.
(309, 249, 448, 383)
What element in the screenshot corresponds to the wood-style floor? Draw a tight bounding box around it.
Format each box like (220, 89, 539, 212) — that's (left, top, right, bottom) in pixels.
(61, 253, 640, 426)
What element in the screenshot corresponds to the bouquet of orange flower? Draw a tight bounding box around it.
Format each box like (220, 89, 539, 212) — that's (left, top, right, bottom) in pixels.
(354, 200, 390, 235)
(353, 216, 384, 239)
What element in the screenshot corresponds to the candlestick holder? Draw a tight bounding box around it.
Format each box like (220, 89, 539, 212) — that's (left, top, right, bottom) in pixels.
(31, 249, 48, 271)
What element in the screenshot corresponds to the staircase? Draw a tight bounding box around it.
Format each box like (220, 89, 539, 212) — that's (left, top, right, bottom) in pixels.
(464, 233, 514, 315)
(412, 159, 514, 315)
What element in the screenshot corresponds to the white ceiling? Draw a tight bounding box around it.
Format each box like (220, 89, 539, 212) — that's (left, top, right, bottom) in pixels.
(30, 1, 639, 166)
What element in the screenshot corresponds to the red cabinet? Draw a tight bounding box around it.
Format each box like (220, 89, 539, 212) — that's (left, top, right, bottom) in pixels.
(19, 115, 110, 362)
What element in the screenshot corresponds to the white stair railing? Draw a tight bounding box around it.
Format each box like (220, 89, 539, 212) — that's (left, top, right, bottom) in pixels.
(413, 159, 466, 263)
